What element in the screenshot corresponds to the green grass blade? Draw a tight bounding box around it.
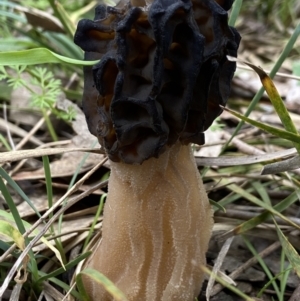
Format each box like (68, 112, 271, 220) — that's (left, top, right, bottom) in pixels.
(0, 176, 26, 235)
(244, 63, 300, 154)
(70, 1, 98, 21)
(48, 0, 75, 38)
(37, 251, 91, 283)
(223, 106, 300, 144)
(257, 266, 292, 299)
(273, 218, 300, 278)
(76, 271, 91, 301)
(251, 181, 271, 206)
(222, 22, 300, 151)
(220, 182, 300, 230)
(243, 236, 281, 298)
(38, 271, 82, 300)
(42, 155, 66, 263)
(210, 199, 226, 212)
(217, 181, 271, 208)
(0, 210, 38, 235)
(0, 11, 25, 22)
(0, 0, 18, 8)
(0, 220, 25, 250)
(228, 190, 299, 236)
(44, 31, 83, 59)
(279, 251, 291, 301)
(83, 194, 106, 251)
(0, 167, 41, 218)
(0, 134, 11, 151)
(0, 48, 99, 66)
(249, 64, 298, 133)
(228, 0, 243, 26)
(0, 176, 39, 281)
(77, 269, 129, 301)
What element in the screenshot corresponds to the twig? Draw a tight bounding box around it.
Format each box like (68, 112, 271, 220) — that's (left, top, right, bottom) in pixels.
(10, 139, 71, 176)
(14, 111, 50, 151)
(222, 131, 265, 156)
(206, 236, 234, 300)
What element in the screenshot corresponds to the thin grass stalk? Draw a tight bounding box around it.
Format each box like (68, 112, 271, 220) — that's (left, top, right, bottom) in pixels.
(42, 109, 58, 141)
(279, 251, 291, 301)
(42, 155, 67, 264)
(83, 194, 105, 251)
(0, 134, 11, 151)
(36, 252, 91, 284)
(256, 267, 292, 298)
(243, 235, 281, 299)
(0, 177, 26, 235)
(0, 167, 41, 217)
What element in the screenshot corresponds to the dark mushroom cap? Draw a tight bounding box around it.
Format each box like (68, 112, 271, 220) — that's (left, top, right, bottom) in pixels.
(74, 0, 240, 164)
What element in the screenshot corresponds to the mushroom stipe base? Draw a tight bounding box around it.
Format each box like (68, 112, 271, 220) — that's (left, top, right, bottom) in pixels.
(83, 142, 213, 301)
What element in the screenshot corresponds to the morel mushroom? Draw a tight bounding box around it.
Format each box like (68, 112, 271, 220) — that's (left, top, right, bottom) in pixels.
(74, 0, 240, 300)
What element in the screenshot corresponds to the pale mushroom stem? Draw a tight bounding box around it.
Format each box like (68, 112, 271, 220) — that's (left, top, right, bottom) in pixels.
(84, 142, 213, 301)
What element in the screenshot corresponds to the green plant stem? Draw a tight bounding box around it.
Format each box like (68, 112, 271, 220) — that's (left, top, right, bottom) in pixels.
(222, 22, 300, 152)
(42, 109, 58, 141)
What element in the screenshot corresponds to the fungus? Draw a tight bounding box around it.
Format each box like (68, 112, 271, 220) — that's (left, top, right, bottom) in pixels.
(74, 0, 240, 300)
